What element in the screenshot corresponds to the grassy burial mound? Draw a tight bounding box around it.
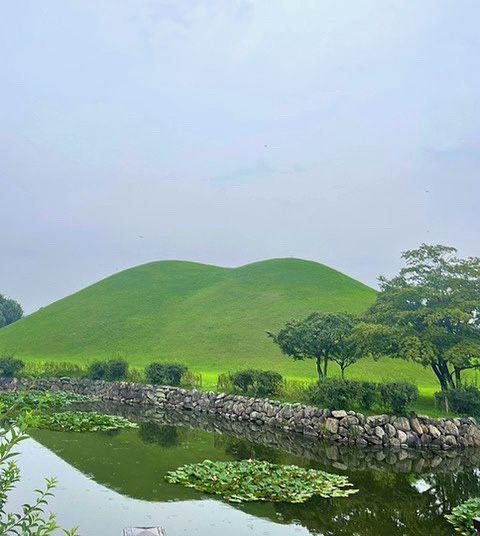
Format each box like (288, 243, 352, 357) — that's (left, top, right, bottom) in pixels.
(0, 258, 379, 375)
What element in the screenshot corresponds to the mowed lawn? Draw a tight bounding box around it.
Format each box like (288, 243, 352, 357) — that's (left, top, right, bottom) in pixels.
(0, 257, 460, 416)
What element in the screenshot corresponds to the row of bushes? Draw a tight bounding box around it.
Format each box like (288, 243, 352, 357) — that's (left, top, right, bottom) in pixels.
(0, 356, 199, 388)
(305, 378, 418, 415)
(218, 370, 419, 415)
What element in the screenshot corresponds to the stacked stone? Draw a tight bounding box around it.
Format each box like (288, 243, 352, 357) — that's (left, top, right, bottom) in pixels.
(1, 377, 479, 449)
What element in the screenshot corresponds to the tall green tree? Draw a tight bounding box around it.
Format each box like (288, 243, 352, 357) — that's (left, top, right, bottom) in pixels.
(360, 244, 480, 390)
(268, 312, 358, 380)
(0, 294, 23, 328)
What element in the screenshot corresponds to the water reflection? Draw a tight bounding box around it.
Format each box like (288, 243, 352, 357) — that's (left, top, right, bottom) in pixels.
(29, 403, 480, 535)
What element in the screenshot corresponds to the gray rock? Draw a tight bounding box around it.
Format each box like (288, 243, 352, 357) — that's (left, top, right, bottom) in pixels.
(325, 418, 339, 434)
(393, 417, 411, 432)
(332, 410, 347, 418)
(385, 423, 396, 437)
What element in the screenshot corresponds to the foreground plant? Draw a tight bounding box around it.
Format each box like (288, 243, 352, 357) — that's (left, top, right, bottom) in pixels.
(0, 407, 78, 535)
(165, 459, 358, 503)
(26, 410, 138, 432)
(446, 497, 480, 535)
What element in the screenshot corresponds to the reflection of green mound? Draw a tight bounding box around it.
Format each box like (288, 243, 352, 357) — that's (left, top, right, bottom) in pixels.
(30, 426, 225, 502)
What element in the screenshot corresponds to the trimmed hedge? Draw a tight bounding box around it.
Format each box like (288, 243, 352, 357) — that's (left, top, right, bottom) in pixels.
(229, 369, 283, 397)
(145, 363, 188, 386)
(86, 359, 129, 381)
(306, 378, 418, 414)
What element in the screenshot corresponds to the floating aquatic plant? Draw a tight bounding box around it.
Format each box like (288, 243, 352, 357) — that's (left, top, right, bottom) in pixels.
(165, 459, 358, 503)
(25, 410, 137, 432)
(0, 390, 95, 410)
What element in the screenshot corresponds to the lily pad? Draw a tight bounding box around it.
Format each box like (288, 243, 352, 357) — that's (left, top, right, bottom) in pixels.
(165, 459, 358, 503)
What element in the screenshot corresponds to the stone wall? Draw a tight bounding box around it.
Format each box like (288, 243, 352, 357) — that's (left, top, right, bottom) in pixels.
(2, 376, 480, 449)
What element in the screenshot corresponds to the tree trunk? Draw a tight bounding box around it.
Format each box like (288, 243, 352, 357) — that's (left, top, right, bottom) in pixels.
(454, 367, 462, 388)
(431, 362, 449, 391)
(340, 366, 345, 380)
(323, 356, 328, 378)
(315, 357, 324, 381)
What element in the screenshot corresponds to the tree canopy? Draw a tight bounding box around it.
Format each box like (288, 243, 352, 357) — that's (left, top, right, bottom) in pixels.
(360, 244, 480, 390)
(0, 294, 23, 328)
(268, 312, 359, 380)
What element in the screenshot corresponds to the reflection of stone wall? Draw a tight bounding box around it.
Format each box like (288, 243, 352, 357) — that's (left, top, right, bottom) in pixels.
(96, 401, 480, 475)
(2, 376, 480, 450)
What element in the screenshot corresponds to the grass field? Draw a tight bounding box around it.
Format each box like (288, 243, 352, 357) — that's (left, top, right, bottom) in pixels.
(0, 257, 453, 414)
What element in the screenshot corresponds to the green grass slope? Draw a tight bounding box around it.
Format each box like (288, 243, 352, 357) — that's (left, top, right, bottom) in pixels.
(0, 258, 438, 386)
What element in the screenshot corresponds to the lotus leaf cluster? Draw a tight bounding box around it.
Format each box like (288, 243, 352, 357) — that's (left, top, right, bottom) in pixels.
(0, 390, 95, 410)
(165, 459, 358, 503)
(26, 410, 138, 432)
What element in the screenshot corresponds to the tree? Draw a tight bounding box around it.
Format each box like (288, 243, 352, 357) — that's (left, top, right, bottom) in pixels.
(361, 244, 480, 391)
(268, 312, 359, 380)
(0, 294, 23, 328)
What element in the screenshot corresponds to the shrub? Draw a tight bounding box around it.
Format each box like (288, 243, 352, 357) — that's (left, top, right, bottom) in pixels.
(104, 358, 128, 380)
(230, 370, 256, 392)
(86, 359, 129, 381)
(86, 361, 107, 380)
(306, 378, 358, 410)
(230, 370, 283, 397)
(379, 382, 418, 414)
(253, 371, 283, 396)
(0, 356, 24, 378)
(446, 497, 480, 536)
(352, 381, 378, 410)
(435, 386, 480, 416)
(145, 363, 188, 386)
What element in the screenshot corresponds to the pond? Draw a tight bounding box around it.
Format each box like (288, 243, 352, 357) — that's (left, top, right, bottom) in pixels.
(7, 403, 480, 535)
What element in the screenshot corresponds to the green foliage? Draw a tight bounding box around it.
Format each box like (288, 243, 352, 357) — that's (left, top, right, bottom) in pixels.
(0, 259, 375, 378)
(379, 382, 418, 414)
(0, 409, 78, 535)
(435, 386, 480, 417)
(0, 293, 23, 328)
(165, 459, 357, 503)
(86, 361, 107, 380)
(229, 369, 283, 396)
(0, 390, 94, 410)
(352, 380, 378, 410)
(0, 355, 24, 377)
(306, 379, 359, 410)
(446, 497, 480, 536)
(269, 312, 360, 380)
(86, 358, 129, 381)
(361, 244, 480, 391)
(26, 411, 138, 432)
(145, 362, 188, 386)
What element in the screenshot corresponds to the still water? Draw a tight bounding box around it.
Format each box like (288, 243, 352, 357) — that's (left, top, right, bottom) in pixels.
(8, 404, 480, 535)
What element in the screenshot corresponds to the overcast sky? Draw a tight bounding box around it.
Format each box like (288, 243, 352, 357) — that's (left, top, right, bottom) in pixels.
(1, 1, 479, 313)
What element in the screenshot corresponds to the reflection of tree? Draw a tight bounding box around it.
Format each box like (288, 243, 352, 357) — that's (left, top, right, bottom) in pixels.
(214, 435, 282, 464)
(269, 469, 480, 536)
(138, 422, 179, 448)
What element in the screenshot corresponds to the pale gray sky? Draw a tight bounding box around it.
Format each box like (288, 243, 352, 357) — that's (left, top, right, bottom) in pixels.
(1, 1, 479, 312)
